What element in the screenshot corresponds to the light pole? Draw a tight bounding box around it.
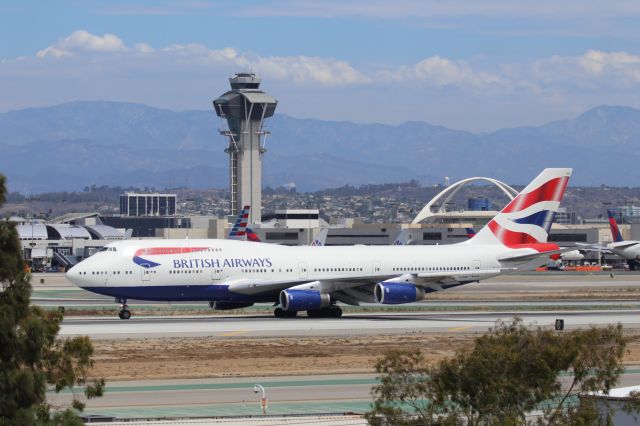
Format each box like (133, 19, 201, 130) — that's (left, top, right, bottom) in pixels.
(253, 384, 267, 414)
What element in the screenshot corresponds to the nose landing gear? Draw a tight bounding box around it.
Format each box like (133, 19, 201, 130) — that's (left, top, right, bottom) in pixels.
(116, 298, 131, 320)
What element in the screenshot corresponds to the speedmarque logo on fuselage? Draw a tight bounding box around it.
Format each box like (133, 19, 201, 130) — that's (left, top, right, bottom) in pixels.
(132, 247, 273, 270)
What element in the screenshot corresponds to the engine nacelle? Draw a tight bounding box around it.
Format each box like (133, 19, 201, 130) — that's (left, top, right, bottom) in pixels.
(209, 301, 254, 310)
(375, 282, 425, 305)
(561, 250, 584, 261)
(279, 289, 330, 312)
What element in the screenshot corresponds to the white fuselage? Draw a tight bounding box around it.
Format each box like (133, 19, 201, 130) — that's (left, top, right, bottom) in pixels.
(607, 241, 640, 261)
(66, 238, 518, 303)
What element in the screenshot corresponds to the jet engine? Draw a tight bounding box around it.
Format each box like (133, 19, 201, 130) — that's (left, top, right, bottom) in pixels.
(374, 282, 425, 305)
(209, 301, 254, 310)
(279, 289, 330, 312)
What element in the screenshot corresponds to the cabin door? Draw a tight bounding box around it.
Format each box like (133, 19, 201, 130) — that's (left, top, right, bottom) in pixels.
(141, 265, 151, 282)
(298, 262, 308, 279)
(211, 267, 221, 281)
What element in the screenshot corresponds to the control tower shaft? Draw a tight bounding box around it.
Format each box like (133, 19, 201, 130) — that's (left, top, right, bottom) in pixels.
(213, 73, 277, 224)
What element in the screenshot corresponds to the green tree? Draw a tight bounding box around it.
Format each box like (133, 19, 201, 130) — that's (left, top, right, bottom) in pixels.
(366, 318, 638, 425)
(0, 175, 104, 426)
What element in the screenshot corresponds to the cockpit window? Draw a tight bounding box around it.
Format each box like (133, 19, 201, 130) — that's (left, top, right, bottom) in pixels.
(99, 247, 109, 252)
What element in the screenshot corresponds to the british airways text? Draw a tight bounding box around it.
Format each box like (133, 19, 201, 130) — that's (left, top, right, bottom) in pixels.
(172, 257, 273, 269)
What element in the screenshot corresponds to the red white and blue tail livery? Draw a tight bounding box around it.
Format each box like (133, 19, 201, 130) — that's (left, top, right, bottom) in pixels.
(469, 168, 570, 251)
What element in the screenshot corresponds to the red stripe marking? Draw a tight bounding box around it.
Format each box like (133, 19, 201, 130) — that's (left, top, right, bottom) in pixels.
(489, 220, 538, 245)
(502, 177, 568, 213)
(489, 221, 560, 252)
(134, 247, 208, 256)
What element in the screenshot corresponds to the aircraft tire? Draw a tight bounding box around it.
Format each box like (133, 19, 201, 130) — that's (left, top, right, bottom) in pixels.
(119, 309, 131, 320)
(285, 310, 298, 318)
(274, 307, 286, 318)
(330, 306, 342, 318)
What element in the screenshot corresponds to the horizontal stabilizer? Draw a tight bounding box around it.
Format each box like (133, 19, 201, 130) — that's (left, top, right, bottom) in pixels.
(497, 247, 579, 263)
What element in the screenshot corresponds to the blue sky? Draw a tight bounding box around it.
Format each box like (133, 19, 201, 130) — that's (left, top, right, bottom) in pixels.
(2, 0, 640, 131)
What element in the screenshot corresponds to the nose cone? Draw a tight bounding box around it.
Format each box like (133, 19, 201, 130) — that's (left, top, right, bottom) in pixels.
(65, 266, 83, 288)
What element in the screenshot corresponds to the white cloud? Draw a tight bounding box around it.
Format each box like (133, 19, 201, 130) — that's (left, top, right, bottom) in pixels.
(255, 56, 370, 85)
(33, 30, 369, 87)
(5, 29, 640, 131)
(377, 56, 504, 90)
(534, 50, 640, 87)
(36, 30, 126, 58)
(239, 0, 640, 21)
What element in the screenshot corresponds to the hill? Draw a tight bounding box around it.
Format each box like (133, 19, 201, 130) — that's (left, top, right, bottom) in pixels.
(1, 101, 639, 192)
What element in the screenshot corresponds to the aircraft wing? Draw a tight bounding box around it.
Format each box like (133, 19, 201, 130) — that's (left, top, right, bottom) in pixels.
(497, 247, 583, 263)
(609, 241, 640, 250)
(227, 268, 504, 303)
(575, 242, 613, 254)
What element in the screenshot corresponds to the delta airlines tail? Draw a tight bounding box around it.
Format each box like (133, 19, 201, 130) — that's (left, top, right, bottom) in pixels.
(67, 168, 572, 320)
(608, 209, 624, 243)
(605, 209, 640, 269)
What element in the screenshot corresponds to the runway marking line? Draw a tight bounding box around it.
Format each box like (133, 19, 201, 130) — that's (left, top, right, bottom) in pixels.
(219, 329, 251, 337)
(447, 325, 473, 332)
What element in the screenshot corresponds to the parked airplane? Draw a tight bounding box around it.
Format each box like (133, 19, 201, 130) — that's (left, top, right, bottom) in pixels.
(66, 168, 572, 319)
(605, 209, 640, 269)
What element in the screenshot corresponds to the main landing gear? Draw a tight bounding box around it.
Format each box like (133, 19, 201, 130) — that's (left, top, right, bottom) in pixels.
(116, 298, 131, 320)
(273, 307, 297, 318)
(273, 305, 342, 318)
(307, 305, 342, 318)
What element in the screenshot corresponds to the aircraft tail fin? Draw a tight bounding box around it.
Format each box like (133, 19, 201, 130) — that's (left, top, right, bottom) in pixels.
(607, 209, 624, 242)
(229, 205, 250, 239)
(310, 228, 328, 246)
(392, 229, 414, 245)
(468, 168, 572, 247)
(465, 228, 476, 239)
(246, 227, 261, 242)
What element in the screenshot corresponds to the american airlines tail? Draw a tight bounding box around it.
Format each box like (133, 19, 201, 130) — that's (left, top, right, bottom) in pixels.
(467, 168, 572, 248)
(607, 209, 624, 243)
(229, 205, 251, 239)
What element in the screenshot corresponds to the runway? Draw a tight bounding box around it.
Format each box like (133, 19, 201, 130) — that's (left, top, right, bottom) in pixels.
(59, 309, 640, 340)
(49, 374, 376, 418)
(46, 272, 640, 420)
(48, 369, 640, 419)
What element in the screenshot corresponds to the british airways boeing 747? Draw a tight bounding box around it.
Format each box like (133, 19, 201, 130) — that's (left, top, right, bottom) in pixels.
(66, 168, 572, 319)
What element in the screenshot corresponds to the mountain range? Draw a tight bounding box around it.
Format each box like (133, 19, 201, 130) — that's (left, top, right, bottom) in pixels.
(1, 101, 639, 193)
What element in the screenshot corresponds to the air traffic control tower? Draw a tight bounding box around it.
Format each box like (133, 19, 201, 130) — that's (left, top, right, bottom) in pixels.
(213, 73, 277, 224)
